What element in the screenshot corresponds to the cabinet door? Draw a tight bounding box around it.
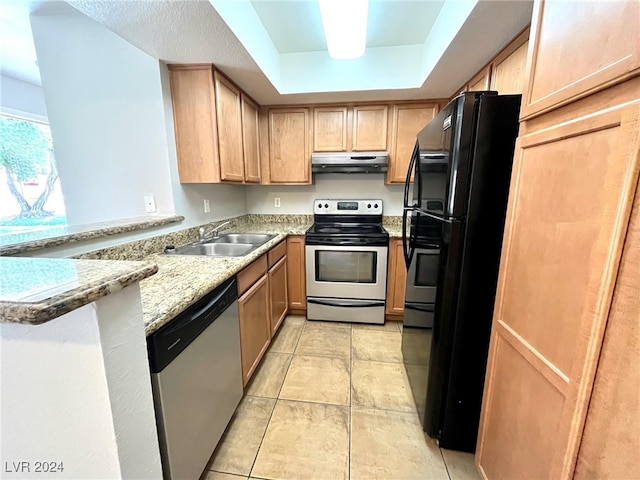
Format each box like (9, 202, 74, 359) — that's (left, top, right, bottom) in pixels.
(214, 72, 245, 182)
(476, 102, 640, 480)
(468, 67, 491, 91)
(352, 105, 388, 151)
(269, 256, 288, 336)
(168, 65, 220, 183)
(313, 107, 347, 152)
(387, 103, 438, 184)
(490, 40, 529, 94)
(238, 274, 271, 386)
(286, 236, 307, 310)
(241, 94, 261, 183)
(385, 238, 407, 315)
(521, 0, 640, 119)
(268, 109, 311, 184)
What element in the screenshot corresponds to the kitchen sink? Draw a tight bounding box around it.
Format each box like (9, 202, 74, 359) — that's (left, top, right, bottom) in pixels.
(171, 243, 255, 257)
(211, 233, 276, 245)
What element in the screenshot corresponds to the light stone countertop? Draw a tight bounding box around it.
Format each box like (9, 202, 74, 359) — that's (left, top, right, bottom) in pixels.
(0, 214, 184, 256)
(0, 257, 158, 324)
(141, 221, 311, 335)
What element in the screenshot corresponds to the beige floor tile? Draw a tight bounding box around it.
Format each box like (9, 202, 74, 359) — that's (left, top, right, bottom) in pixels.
(208, 396, 276, 476)
(441, 448, 482, 480)
(245, 353, 292, 398)
(279, 355, 350, 405)
(351, 407, 449, 480)
(205, 472, 247, 480)
(268, 321, 304, 354)
(283, 314, 306, 325)
(352, 321, 401, 333)
(252, 400, 349, 480)
(352, 330, 403, 363)
(304, 319, 352, 331)
(351, 359, 416, 412)
(295, 323, 351, 358)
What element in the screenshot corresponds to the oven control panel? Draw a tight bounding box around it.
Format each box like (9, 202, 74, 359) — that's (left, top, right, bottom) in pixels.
(314, 199, 383, 215)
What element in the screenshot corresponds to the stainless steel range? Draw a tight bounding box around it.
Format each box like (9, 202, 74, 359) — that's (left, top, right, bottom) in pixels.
(305, 199, 389, 324)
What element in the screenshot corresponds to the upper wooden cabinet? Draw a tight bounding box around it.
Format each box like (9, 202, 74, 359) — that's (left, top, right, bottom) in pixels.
(491, 39, 529, 94)
(241, 94, 261, 183)
(468, 67, 491, 91)
(268, 108, 311, 184)
(521, 0, 640, 119)
(352, 105, 388, 151)
(168, 64, 261, 184)
(214, 71, 245, 182)
(387, 103, 439, 184)
(313, 106, 348, 152)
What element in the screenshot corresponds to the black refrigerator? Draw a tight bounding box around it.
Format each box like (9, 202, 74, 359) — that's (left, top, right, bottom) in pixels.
(401, 91, 521, 452)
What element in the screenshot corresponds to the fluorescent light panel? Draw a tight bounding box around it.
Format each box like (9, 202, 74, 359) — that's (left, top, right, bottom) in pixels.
(318, 0, 369, 60)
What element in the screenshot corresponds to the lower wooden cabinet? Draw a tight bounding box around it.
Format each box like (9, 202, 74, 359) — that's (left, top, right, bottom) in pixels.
(385, 238, 407, 316)
(238, 273, 270, 386)
(269, 256, 288, 336)
(286, 236, 307, 311)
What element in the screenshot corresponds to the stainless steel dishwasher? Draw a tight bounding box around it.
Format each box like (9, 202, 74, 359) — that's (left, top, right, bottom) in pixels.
(147, 277, 242, 480)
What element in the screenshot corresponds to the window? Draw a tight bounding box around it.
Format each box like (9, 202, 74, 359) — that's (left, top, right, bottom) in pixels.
(0, 114, 66, 234)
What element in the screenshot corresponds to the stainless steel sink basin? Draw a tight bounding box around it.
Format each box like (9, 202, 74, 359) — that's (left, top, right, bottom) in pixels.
(172, 243, 254, 257)
(211, 233, 276, 245)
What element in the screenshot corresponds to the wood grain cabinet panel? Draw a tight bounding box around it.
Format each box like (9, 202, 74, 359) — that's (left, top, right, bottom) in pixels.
(268, 256, 288, 336)
(213, 71, 245, 182)
(387, 103, 438, 184)
(241, 94, 261, 183)
(468, 67, 490, 91)
(476, 102, 640, 480)
(286, 236, 306, 310)
(168, 65, 220, 183)
(313, 107, 348, 152)
(490, 40, 529, 94)
(574, 182, 640, 480)
(385, 239, 406, 315)
(521, 0, 640, 119)
(238, 274, 271, 386)
(268, 108, 311, 184)
(352, 105, 388, 151)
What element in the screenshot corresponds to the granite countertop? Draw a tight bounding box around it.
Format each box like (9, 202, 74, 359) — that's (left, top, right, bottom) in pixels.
(0, 257, 158, 324)
(0, 214, 184, 256)
(141, 221, 311, 335)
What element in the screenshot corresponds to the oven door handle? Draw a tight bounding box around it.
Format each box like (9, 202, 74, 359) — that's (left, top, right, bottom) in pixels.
(307, 298, 386, 308)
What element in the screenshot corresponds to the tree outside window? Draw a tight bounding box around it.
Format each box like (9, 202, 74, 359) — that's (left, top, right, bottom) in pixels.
(0, 114, 67, 232)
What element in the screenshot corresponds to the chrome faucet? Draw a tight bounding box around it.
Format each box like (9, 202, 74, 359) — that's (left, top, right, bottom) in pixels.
(198, 221, 231, 241)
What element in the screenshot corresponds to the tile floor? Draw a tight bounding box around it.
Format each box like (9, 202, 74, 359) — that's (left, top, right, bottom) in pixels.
(205, 315, 480, 480)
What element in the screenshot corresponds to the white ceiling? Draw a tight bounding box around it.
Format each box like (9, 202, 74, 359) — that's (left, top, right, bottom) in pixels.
(1, 0, 533, 105)
(0, 0, 40, 85)
(250, 0, 445, 53)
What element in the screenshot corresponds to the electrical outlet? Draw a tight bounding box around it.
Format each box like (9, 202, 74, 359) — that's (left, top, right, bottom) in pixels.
(274, 197, 281, 208)
(144, 195, 157, 213)
(204, 199, 211, 213)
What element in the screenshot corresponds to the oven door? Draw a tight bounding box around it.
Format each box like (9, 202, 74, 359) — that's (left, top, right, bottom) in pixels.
(305, 245, 388, 300)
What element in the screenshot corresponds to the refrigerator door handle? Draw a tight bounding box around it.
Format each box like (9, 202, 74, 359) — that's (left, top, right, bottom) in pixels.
(402, 208, 412, 268)
(403, 143, 419, 209)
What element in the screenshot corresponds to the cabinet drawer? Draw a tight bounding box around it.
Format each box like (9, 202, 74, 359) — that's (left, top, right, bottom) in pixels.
(237, 254, 268, 296)
(268, 240, 287, 268)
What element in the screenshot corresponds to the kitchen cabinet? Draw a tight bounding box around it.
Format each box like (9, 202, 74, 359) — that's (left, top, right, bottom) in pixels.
(385, 238, 406, 317)
(269, 256, 288, 336)
(520, 0, 639, 119)
(352, 105, 388, 151)
(237, 255, 270, 386)
(241, 94, 261, 183)
(490, 38, 529, 95)
(168, 64, 261, 184)
(213, 71, 245, 182)
(286, 235, 306, 312)
(313, 106, 348, 152)
(268, 108, 311, 184)
(475, 3, 640, 475)
(468, 67, 491, 91)
(387, 103, 439, 184)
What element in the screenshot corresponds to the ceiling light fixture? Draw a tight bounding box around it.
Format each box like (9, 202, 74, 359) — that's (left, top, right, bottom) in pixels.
(318, 0, 369, 60)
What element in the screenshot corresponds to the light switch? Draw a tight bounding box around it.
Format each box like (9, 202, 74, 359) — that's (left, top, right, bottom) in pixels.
(204, 199, 211, 213)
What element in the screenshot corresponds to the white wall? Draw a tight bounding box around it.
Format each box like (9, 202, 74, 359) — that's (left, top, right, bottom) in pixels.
(0, 286, 162, 479)
(30, 10, 175, 225)
(246, 174, 404, 215)
(0, 74, 48, 122)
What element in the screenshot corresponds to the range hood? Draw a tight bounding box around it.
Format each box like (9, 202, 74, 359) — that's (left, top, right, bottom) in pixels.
(311, 152, 389, 174)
